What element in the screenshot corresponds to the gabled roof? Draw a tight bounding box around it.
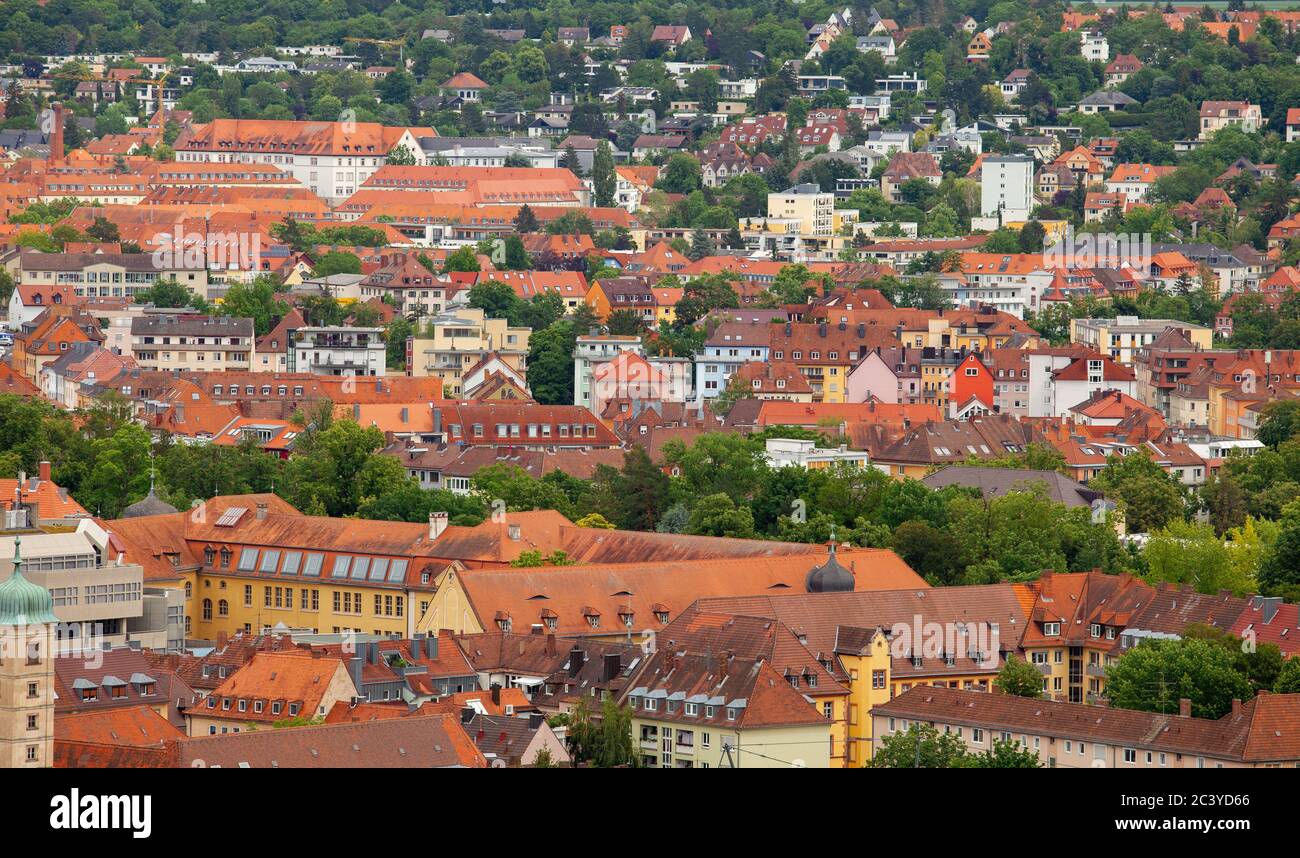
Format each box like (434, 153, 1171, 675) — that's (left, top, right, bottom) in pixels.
(176, 713, 486, 767)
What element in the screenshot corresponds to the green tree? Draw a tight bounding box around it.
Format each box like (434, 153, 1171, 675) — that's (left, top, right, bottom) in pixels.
(591, 141, 616, 208)
(1105, 638, 1252, 719)
(524, 320, 576, 405)
(443, 246, 480, 273)
(686, 493, 756, 539)
(871, 722, 970, 768)
(1090, 451, 1185, 533)
(313, 250, 362, 277)
(962, 739, 1043, 768)
(565, 697, 639, 767)
(513, 204, 540, 233)
(616, 446, 670, 531)
(994, 654, 1044, 698)
(219, 276, 286, 337)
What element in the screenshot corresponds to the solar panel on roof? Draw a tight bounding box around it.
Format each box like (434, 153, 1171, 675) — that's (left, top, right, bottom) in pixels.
(214, 507, 247, 527)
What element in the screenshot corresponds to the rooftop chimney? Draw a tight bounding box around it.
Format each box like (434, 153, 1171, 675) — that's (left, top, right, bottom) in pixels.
(544, 633, 556, 656)
(507, 524, 521, 541)
(256, 502, 268, 521)
(603, 652, 622, 682)
(429, 510, 448, 539)
(528, 712, 544, 730)
(49, 103, 65, 165)
(1231, 698, 1242, 716)
(490, 683, 501, 706)
(1178, 697, 1192, 718)
(38, 461, 51, 482)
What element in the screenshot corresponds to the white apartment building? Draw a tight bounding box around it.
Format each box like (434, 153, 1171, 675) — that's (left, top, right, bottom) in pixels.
(977, 154, 1035, 227)
(289, 326, 386, 377)
(1081, 30, 1109, 62)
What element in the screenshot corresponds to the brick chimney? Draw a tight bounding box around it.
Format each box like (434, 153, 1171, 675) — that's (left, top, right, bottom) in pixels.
(1178, 697, 1192, 718)
(38, 461, 51, 482)
(49, 103, 65, 165)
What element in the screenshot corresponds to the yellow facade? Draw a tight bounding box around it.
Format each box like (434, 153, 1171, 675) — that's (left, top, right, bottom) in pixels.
(629, 714, 832, 768)
(405, 307, 531, 396)
(187, 569, 432, 641)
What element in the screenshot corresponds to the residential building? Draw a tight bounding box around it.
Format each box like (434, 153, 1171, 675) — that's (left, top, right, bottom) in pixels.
(1070, 316, 1213, 365)
(130, 314, 256, 372)
(1199, 100, 1262, 140)
(289, 326, 385, 377)
(186, 650, 357, 736)
(872, 685, 1300, 767)
(405, 308, 530, 395)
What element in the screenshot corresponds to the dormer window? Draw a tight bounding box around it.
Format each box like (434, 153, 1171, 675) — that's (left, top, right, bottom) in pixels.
(1043, 622, 1061, 636)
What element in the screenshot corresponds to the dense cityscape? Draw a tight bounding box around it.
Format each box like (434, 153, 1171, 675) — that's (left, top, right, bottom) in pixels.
(0, 0, 1297, 792)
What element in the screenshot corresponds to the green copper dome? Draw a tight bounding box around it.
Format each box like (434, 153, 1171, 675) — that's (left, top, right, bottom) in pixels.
(0, 537, 58, 626)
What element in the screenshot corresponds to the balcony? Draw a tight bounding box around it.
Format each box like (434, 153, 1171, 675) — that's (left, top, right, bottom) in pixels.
(674, 743, 694, 757)
(1086, 663, 1106, 678)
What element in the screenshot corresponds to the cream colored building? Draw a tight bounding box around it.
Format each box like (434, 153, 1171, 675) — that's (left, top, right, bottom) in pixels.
(766, 184, 837, 236)
(0, 521, 179, 652)
(130, 314, 256, 372)
(1070, 316, 1212, 365)
(405, 308, 530, 396)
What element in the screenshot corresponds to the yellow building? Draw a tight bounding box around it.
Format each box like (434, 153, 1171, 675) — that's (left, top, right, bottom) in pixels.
(405, 307, 530, 396)
(104, 495, 446, 643)
(624, 651, 834, 768)
(694, 584, 1025, 766)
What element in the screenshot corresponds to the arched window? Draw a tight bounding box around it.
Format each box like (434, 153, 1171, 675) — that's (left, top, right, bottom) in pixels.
(184, 581, 193, 598)
(204, 547, 215, 565)
(202, 599, 212, 620)
(218, 599, 229, 617)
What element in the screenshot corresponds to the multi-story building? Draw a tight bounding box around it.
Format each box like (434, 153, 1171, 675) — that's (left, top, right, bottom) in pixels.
(405, 309, 530, 396)
(954, 253, 1055, 318)
(1070, 316, 1213, 365)
(130, 314, 256, 372)
(1, 521, 181, 653)
(173, 119, 436, 204)
(767, 184, 836, 235)
(356, 252, 451, 318)
(574, 334, 642, 409)
(623, 648, 834, 768)
(1199, 101, 1262, 140)
(978, 154, 1035, 226)
(872, 684, 1300, 767)
(7, 250, 212, 301)
(696, 583, 1030, 766)
(185, 650, 356, 736)
(763, 438, 872, 470)
(289, 326, 386, 377)
(0, 538, 57, 768)
(694, 323, 770, 402)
